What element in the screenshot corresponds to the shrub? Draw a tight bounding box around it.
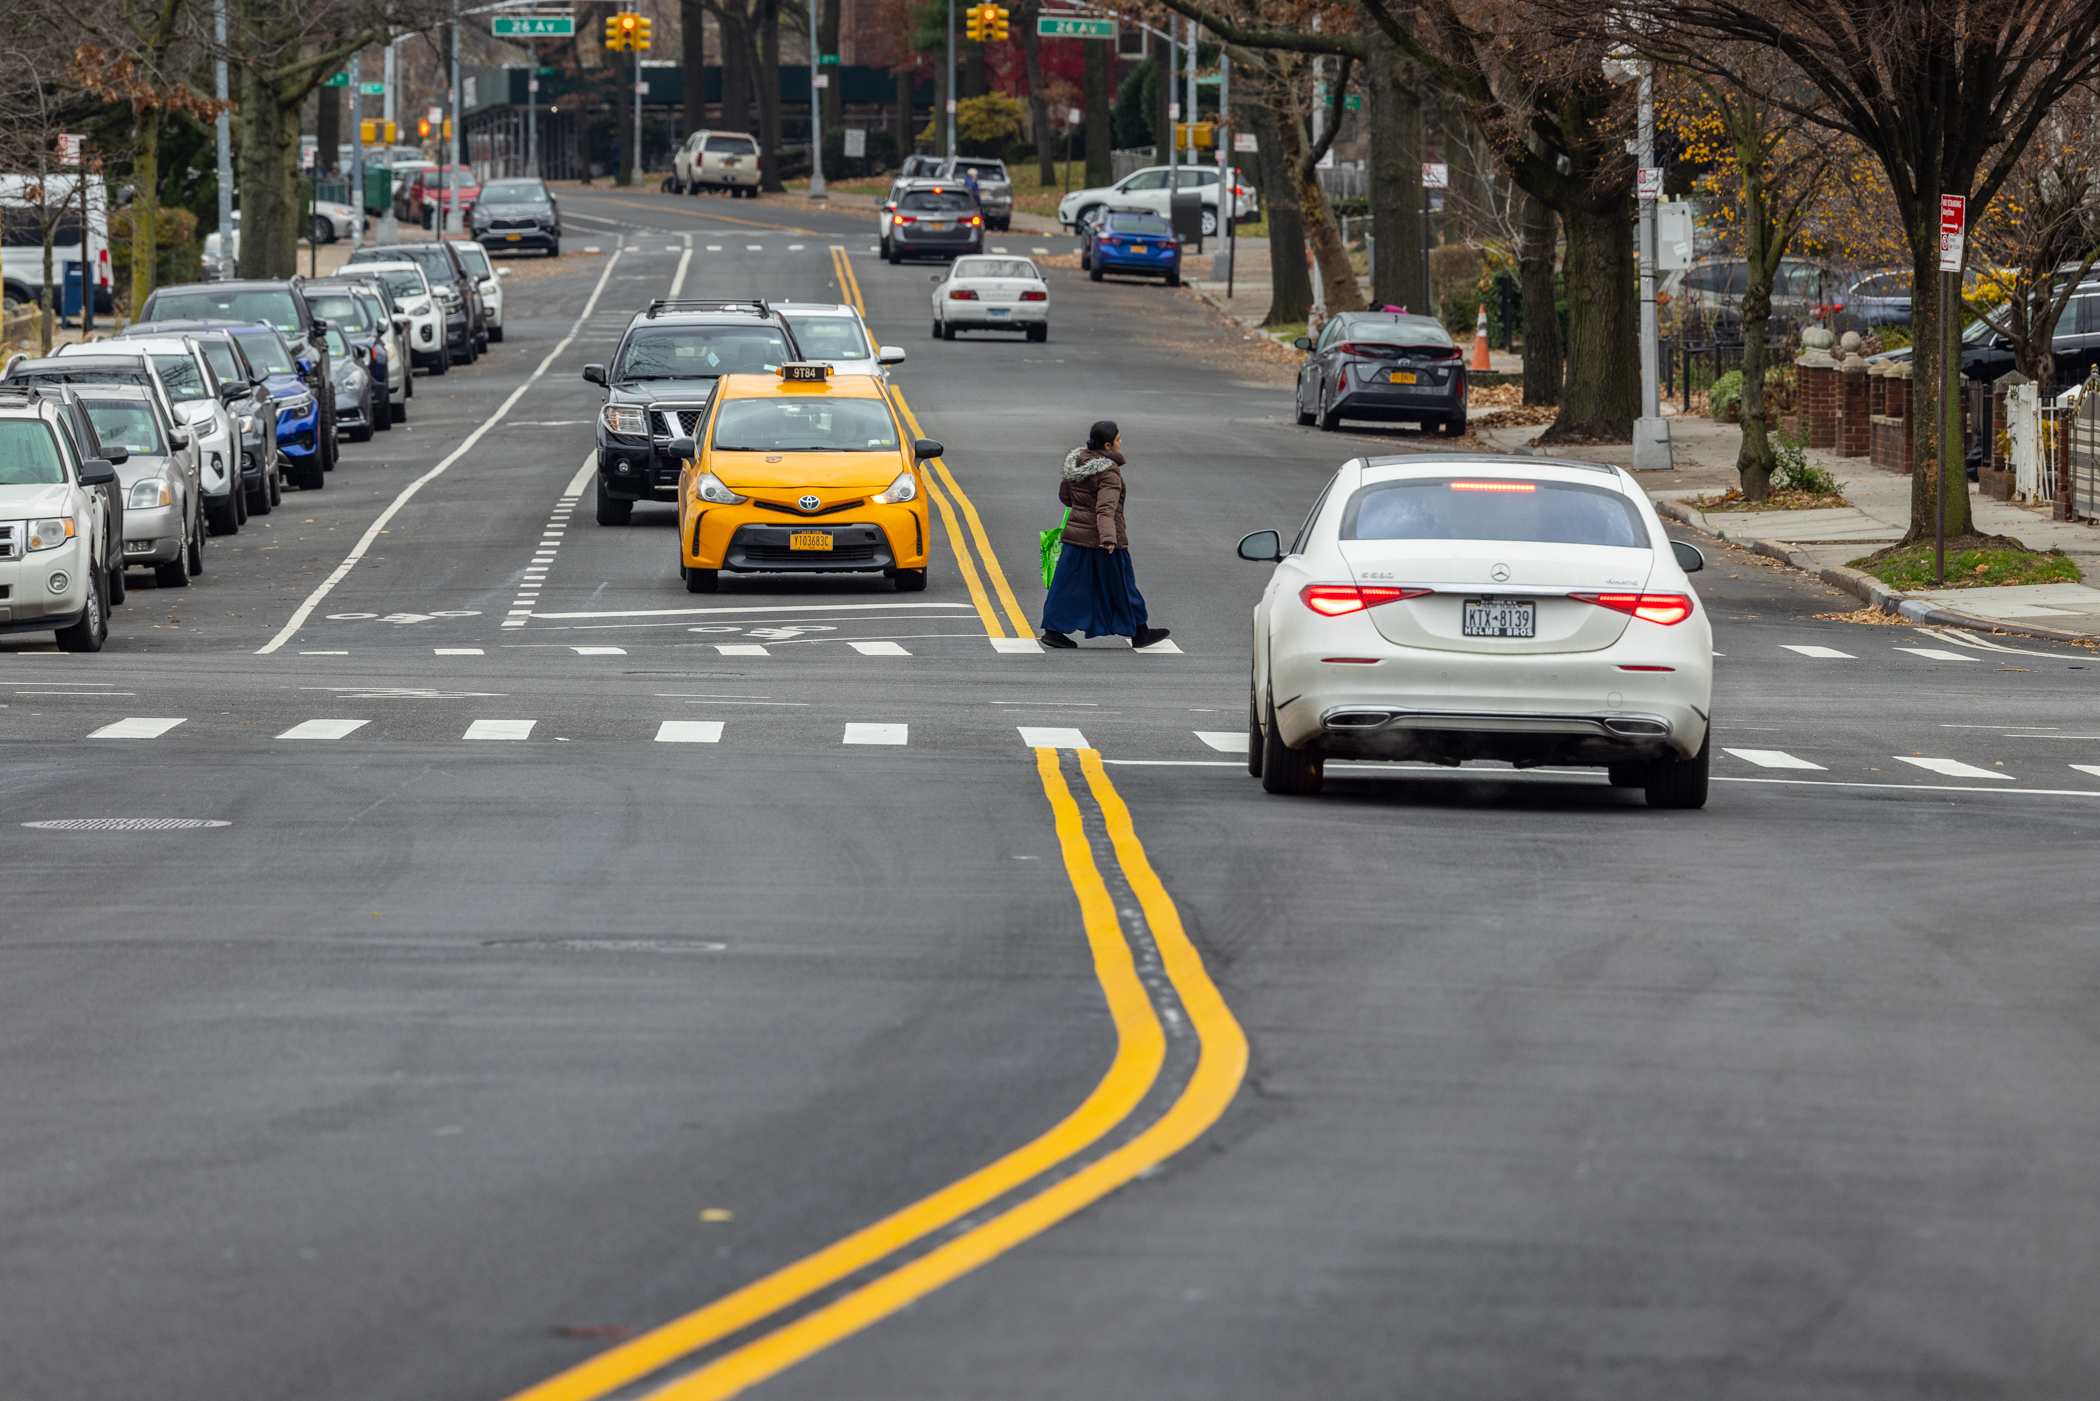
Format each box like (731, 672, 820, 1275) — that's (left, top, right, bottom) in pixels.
(1771, 429, 1842, 497)
(1708, 369, 1744, 421)
(956, 94, 1025, 156)
(821, 126, 899, 181)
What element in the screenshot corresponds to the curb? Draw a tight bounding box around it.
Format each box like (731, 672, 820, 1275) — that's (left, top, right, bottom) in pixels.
(1188, 283, 1295, 348)
(1653, 500, 2099, 645)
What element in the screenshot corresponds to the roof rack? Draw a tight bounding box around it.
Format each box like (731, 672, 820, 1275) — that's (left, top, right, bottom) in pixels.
(645, 298, 773, 319)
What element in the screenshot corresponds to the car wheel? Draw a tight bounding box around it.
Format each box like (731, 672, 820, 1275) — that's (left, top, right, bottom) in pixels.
(1089, 262, 1103, 283)
(187, 508, 205, 574)
(269, 469, 282, 505)
(596, 475, 633, 526)
(942, 319, 957, 341)
(1318, 393, 1343, 432)
(1027, 324, 1047, 343)
(1166, 271, 1181, 288)
(375, 387, 393, 432)
(1080, 249, 1091, 271)
(309, 215, 335, 245)
(55, 567, 106, 652)
(893, 567, 928, 592)
(206, 492, 239, 536)
(683, 565, 718, 593)
(489, 323, 504, 344)
(1644, 727, 1711, 809)
(247, 474, 271, 515)
(932, 318, 943, 340)
(1260, 694, 1324, 795)
(234, 487, 248, 525)
(1295, 382, 1317, 427)
(548, 241, 560, 257)
(1247, 681, 1264, 778)
(888, 243, 902, 265)
(879, 237, 890, 258)
(297, 454, 324, 490)
(391, 392, 407, 422)
(1200, 207, 1219, 238)
(1606, 762, 1646, 787)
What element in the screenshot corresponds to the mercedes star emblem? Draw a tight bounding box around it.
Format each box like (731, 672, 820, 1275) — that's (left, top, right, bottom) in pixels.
(1490, 564, 1511, 582)
(798, 494, 822, 511)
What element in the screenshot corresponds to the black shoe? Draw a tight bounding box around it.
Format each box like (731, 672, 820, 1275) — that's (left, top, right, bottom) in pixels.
(1040, 630, 1077, 649)
(1132, 625, 1171, 649)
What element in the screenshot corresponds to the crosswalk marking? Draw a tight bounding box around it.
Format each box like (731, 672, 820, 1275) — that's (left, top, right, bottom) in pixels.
(788, 243, 805, 250)
(990, 637, 1042, 654)
(463, 719, 535, 741)
(1781, 644, 1854, 659)
(571, 646, 626, 655)
(88, 717, 186, 739)
(436, 648, 483, 655)
(717, 643, 770, 656)
(1724, 747, 1825, 770)
(1194, 731, 1244, 753)
(848, 640, 911, 656)
(844, 722, 908, 745)
(1134, 639, 1184, 654)
(655, 720, 724, 743)
(1894, 755, 2013, 780)
(1895, 648, 1978, 662)
(1018, 726, 1089, 749)
(277, 719, 369, 740)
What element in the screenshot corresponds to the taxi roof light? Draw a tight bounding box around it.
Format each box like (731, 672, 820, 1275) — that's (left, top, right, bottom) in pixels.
(778, 362, 832, 381)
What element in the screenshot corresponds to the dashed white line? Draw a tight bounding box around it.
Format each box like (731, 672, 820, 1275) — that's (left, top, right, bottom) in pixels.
(1724, 747, 1825, 770)
(848, 640, 911, 656)
(1781, 644, 1854, 659)
(88, 718, 186, 739)
(1895, 648, 1979, 662)
(1194, 731, 1244, 752)
(435, 648, 484, 655)
(655, 720, 725, 743)
(1893, 755, 2014, 780)
(717, 644, 770, 656)
(277, 719, 369, 740)
(571, 646, 627, 655)
(463, 720, 535, 740)
(843, 723, 908, 746)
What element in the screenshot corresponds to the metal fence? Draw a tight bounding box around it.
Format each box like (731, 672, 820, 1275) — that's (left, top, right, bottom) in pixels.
(1660, 338, 1792, 411)
(2070, 387, 2100, 518)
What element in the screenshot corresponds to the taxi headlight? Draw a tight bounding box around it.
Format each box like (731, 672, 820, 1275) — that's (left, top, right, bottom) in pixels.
(602, 404, 648, 436)
(695, 470, 748, 505)
(28, 517, 75, 550)
(872, 469, 918, 505)
(129, 478, 172, 508)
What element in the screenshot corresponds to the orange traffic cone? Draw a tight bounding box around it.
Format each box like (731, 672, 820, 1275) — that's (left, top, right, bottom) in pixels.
(1470, 304, 1492, 371)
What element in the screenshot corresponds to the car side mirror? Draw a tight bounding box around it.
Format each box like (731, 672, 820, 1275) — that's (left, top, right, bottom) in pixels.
(878, 346, 906, 365)
(1293, 337, 1313, 351)
(79, 457, 118, 486)
(497, 267, 511, 278)
(296, 357, 317, 376)
(100, 445, 129, 465)
(667, 437, 696, 460)
(170, 430, 191, 450)
(912, 437, 944, 460)
(220, 382, 245, 402)
(1237, 529, 1283, 562)
(1671, 539, 1705, 573)
(310, 320, 330, 341)
(582, 363, 607, 386)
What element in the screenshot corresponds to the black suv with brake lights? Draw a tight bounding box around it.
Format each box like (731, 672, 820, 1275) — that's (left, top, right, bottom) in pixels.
(584, 300, 803, 524)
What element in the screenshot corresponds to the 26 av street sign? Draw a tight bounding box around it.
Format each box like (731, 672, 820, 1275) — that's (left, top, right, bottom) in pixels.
(494, 14, 575, 36)
(1038, 15, 1115, 37)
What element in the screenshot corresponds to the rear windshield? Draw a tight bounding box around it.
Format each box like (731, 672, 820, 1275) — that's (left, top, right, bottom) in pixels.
(147, 287, 302, 335)
(783, 316, 870, 359)
(232, 331, 295, 376)
(953, 259, 1039, 280)
(481, 179, 548, 201)
(712, 397, 900, 452)
(951, 162, 1004, 179)
(1342, 478, 1649, 549)
(616, 326, 790, 380)
(0, 420, 65, 485)
(1337, 322, 1454, 349)
(83, 400, 165, 455)
(1108, 215, 1171, 235)
(705, 136, 758, 153)
(149, 352, 210, 401)
(901, 191, 975, 212)
(305, 293, 372, 334)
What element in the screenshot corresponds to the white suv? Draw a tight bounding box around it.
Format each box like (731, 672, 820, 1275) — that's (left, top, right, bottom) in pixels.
(0, 385, 118, 651)
(1058, 165, 1259, 237)
(675, 131, 763, 197)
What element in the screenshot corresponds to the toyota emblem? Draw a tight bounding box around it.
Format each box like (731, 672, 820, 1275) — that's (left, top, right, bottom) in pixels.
(798, 494, 822, 511)
(1490, 563, 1511, 582)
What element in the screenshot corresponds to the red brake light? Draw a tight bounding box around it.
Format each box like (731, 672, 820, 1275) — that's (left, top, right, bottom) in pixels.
(949, 288, 978, 300)
(1572, 592, 1695, 625)
(1299, 583, 1432, 616)
(1021, 289, 1047, 301)
(967, 215, 982, 226)
(894, 214, 916, 224)
(1449, 481, 1535, 492)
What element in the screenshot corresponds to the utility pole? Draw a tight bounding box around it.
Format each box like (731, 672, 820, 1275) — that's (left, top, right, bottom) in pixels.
(449, 0, 463, 226)
(945, 0, 956, 158)
(808, 0, 825, 194)
(633, 44, 642, 185)
(1165, 19, 1177, 195)
(527, 37, 537, 177)
(214, 0, 231, 277)
(1633, 65, 1667, 470)
(350, 50, 365, 246)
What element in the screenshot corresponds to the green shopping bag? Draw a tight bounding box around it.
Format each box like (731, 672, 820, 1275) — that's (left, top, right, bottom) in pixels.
(1038, 507, 1071, 588)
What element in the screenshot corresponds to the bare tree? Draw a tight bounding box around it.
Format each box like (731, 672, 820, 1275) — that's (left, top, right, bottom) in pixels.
(0, 47, 77, 352)
(1966, 87, 2100, 388)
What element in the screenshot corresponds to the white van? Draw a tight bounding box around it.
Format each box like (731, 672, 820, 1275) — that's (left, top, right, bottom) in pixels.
(1, 173, 112, 319)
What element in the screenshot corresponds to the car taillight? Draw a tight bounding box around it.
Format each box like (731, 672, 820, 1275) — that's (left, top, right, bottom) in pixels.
(1300, 583, 1432, 616)
(1021, 290, 1047, 301)
(1572, 592, 1695, 625)
(894, 214, 916, 225)
(966, 215, 982, 226)
(949, 288, 978, 300)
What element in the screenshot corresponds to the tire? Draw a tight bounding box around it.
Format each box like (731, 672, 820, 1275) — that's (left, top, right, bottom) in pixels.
(888, 244, 902, 265)
(1606, 762, 1646, 788)
(430, 345, 449, 374)
(1644, 727, 1711, 809)
(1027, 324, 1047, 343)
(154, 516, 190, 588)
(1089, 262, 1103, 283)
(596, 475, 633, 525)
(932, 318, 943, 340)
(1318, 395, 1343, 432)
(206, 492, 239, 536)
(247, 473, 272, 515)
(942, 319, 957, 341)
(375, 387, 393, 431)
(548, 241, 560, 257)
(107, 557, 125, 606)
(187, 508, 204, 575)
(296, 455, 324, 490)
(309, 215, 335, 244)
(893, 567, 927, 592)
(1166, 271, 1181, 288)
(269, 469, 282, 505)
(1200, 207, 1219, 237)
(489, 323, 504, 344)
(879, 237, 890, 259)
(391, 392, 407, 423)
(234, 487, 248, 525)
(1259, 695, 1324, 795)
(350, 390, 375, 442)
(1295, 381, 1317, 427)
(406, 370, 415, 397)
(55, 567, 106, 652)
(1247, 682, 1264, 778)
(683, 565, 718, 593)
(1079, 249, 1090, 271)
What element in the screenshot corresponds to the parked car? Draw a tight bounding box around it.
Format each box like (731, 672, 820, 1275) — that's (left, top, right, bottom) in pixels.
(117, 321, 285, 512)
(388, 160, 438, 218)
(62, 339, 244, 533)
(307, 200, 358, 244)
(1292, 309, 1467, 436)
(0, 383, 120, 649)
(340, 260, 447, 376)
(467, 177, 560, 256)
(897, 154, 944, 179)
(346, 243, 485, 363)
(934, 157, 1014, 231)
(77, 383, 206, 589)
(37, 385, 130, 607)
(1869, 277, 2100, 388)
(1, 354, 205, 521)
(227, 325, 327, 490)
(673, 131, 763, 196)
(300, 279, 402, 428)
(930, 256, 1049, 341)
(319, 324, 377, 443)
(1824, 268, 1913, 333)
(1656, 257, 1831, 343)
(1057, 164, 1257, 238)
(1086, 207, 1181, 285)
(132, 280, 337, 469)
(881, 180, 984, 263)
(401, 165, 479, 230)
(445, 238, 507, 342)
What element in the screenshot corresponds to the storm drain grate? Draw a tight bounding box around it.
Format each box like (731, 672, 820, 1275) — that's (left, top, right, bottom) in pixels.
(22, 818, 232, 831)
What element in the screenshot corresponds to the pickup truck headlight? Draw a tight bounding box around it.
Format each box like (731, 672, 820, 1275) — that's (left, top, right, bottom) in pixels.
(694, 471, 747, 505)
(872, 469, 919, 504)
(602, 404, 648, 436)
(129, 478, 172, 508)
(28, 517, 75, 549)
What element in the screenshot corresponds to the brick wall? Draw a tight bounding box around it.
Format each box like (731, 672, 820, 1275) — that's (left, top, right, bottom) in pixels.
(1837, 366, 1870, 457)
(1797, 362, 1840, 449)
(1869, 368, 1912, 473)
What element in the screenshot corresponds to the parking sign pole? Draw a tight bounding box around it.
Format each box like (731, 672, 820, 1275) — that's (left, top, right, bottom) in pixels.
(1936, 193, 1966, 587)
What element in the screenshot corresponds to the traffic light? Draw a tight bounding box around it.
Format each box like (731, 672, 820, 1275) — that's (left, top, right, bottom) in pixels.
(417, 118, 431, 138)
(634, 15, 652, 49)
(964, 5, 984, 41)
(606, 11, 644, 51)
(989, 5, 1009, 40)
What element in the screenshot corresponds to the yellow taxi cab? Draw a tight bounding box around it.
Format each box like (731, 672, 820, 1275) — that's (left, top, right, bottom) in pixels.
(676, 362, 938, 593)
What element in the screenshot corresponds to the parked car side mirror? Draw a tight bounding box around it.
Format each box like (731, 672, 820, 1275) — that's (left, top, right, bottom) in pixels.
(79, 457, 118, 486)
(170, 430, 191, 450)
(220, 382, 245, 402)
(582, 363, 607, 386)
(878, 346, 907, 365)
(310, 320, 330, 342)
(1294, 337, 1313, 351)
(1237, 529, 1283, 562)
(1671, 539, 1705, 573)
(913, 437, 944, 460)
(99, 445, 129, 465)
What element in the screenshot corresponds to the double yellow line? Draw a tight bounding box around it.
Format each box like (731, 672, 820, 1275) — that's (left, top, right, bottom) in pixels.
(830, 245, 1033, 640)
(504, 749, 1246, 1401)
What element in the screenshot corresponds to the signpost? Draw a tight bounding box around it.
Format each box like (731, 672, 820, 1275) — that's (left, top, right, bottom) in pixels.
(1037, 15, 1115, 37)
(1938, 193, 1967, 584)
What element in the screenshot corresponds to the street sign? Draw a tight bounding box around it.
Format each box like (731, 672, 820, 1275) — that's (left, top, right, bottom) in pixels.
(1422, 162, 1448, 189)
(811, 74, 828, 88)
(57, 133, 83, 165)
(359, 81, 385, 96)
(1038, 15, 1115, 38)
(1939, 193, 1967, 271)
(843, 128, 866, 158)
(323, 71, 348, 87)
(494, 14, 574, 36)
(1067, 106, 1081, 124)
(819, 52, 840, 65)
(1637, 166, 1662, 200)
(1234, 131, 1257, 152)
(1342, 93, 1362, 112)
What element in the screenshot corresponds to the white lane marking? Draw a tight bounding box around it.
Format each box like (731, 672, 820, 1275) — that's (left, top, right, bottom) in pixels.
(534, 602, 973, 620)
(1031, 246, 1050, 254)
(788, 243, 805, 250)
(277, 719, 369, 740)
(571, 646, 627, 655)
(669, 231, 693, 296)
(655, 720, 724, 743)
(848, 640, 911, 656)
(1018, 726, 1089, 749)
(1134, 639, 1184, 653)
(505, 457, 597, 629)
(2073, 765, 2100, 779)
(664, 245, 681, 252)
(717, 644, 770, 656)
(1895, 648, 1979, 662)
(991, 637, 1043, 653)
(583, 245, 601, 252)
(565, 457, 596, 497)
(1724, 747, 1826, 770)
(464, 719, 535, 740)
(746, 243, 763, 251)
(992, 245, 1008, 253)
(88, 717, 186, 739)
(1781, 644, 1855, 659)
(1921, 626, 2070, 656)
(844, 722, 908, 745)
(258, 247, 628, 654)
(1893, 755, 2015, 780)
(300, 650, 349, 655)
(435, 648, 484, 655)
(1194, 731, 1244, 752)
(707, 244, 722, 251)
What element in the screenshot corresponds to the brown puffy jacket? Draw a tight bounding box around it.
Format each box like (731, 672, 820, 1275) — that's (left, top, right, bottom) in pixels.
(1057, 447, 1127, 549)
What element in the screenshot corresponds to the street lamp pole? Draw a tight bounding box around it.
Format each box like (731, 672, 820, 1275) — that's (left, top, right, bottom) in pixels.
(1606, 47, 1671, 471)
(213, 0, 232, 271)
(808, 0, 825, 195)
(945, 0, 956, 159)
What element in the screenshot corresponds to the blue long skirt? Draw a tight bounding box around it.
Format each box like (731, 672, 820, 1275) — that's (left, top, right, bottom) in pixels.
(1041, 543, 1148, 638)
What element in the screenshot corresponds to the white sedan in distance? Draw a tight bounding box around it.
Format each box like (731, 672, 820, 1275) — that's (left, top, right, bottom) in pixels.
(930, 256, 1049, 342)
(1239, 456, 1714, 806)
(778, 302, 908, 378)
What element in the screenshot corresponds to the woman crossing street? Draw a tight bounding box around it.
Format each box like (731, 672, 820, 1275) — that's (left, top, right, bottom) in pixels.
(1040, 420, 1171, 650)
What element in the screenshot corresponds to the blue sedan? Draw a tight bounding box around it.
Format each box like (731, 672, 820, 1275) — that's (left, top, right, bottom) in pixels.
(229, 326, 326, 491)
(1086, 209, 1181, 287)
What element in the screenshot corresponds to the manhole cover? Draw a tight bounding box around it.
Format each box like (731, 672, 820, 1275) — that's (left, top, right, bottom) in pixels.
(22, 818, 232, 831)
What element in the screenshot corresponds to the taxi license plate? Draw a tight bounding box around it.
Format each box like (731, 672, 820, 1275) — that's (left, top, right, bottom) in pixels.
(1387, 370, 1417, 385)
(1463, 598, 1534, 637)
(789, 531, 833, 552)
(505, 233, 522, 241)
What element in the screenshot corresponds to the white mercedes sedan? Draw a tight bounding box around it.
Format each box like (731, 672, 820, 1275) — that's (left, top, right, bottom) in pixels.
(930, 256, 1049, 342)
(1239, 455, 1714, 806)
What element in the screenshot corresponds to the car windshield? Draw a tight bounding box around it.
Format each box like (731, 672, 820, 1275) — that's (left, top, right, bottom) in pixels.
(323, 328, 350, 357)
(0, 420, 65, 484)
(233, 332, 296, 376)
(147, 287, 303, 334)
(1343, 478, 1650, 549)
(481, 180, 548, 202)
(451, 243, 493, 278)
(1108, 215, 1171, 235)
(148, 353, 210, 401)
(705, 135, 758, 153)
(393, 248, 455, 281)
(953, 259, 1039, 280)
(712, 397, 900, 451)
(305, 294, 372, 334)
(367, 268, 429, 302)
(784, 316, 871, 359)
(901, 191, 974, 212)
(82, 400, 165, 455)
(616, 326, 790, 380)
(197, 340, 247, 385)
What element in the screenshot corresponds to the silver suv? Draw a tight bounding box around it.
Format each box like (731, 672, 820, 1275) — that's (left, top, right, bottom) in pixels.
(935, 157, 1013, 230)
(0, 384, 119, 650)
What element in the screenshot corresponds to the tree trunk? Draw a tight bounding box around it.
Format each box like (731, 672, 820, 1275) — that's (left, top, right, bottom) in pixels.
(719, 10, 753, 136)
(1017, 0, 1056, 185)
(683, 0, 708, 141)
(818, 0, 841, 137)
(1154, 54, 1172, 160)
(317, 84, 341, 174)
(1272, 96, 1363, 314)
(1365, 35, 1421, 313)
(895, 66, 914, 153)
(1538, 200, 1637, 442)
(236, 63, 303, 278)
(1907, 238, 1974, 541)
(757, 0, 784, 190)
(1518, 189, 1561, 406)
(1083, 39, 1111, 187)
(1250, 97, 1312, 326)
(131, 113, 161, 318)
(1735, 162, 1779, 498)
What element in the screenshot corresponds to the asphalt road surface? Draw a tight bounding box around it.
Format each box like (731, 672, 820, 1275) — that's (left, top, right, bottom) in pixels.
(7, 187, 2099, 1401)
